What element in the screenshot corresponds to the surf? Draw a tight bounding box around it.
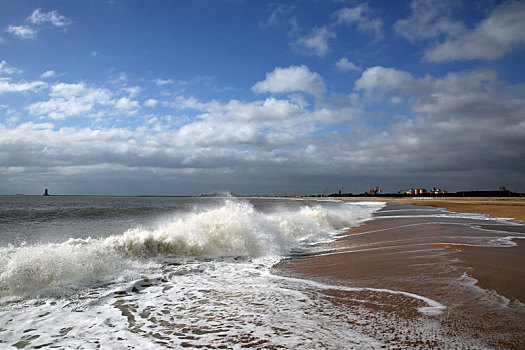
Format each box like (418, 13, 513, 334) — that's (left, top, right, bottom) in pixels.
(0, 199, 382, 297)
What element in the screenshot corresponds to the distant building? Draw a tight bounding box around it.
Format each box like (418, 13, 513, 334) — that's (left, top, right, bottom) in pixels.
(43, 189, 49, 196)
(405, 187, 446, 195)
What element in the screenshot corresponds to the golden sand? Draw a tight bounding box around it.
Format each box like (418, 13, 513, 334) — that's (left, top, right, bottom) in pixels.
(276, 199, 525, 348)
(329, 196, 525, 222)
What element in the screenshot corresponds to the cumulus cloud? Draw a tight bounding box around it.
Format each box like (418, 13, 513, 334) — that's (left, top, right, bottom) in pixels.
(252, 65, 327, 97)
(336, 57, 361, 72)
(355, 66, 524, 134)
(355, 66, 421, 92)
(28, 9, 72, 27)
(350, 65, 525, 185)
(395, 0, 525, 62)
(40, 70, 56, 79)
(260, 3, 295, 28)
(0, 78, 46, 93)
(425, 1, 525, 62)
(115, 97, 140, 111)
(333, 4, 383, 40)
(288, 3, 384, 59)
(295, 26, 336, 57)
(6, 9, 71, 41)
(122, 86, 141, 97)
(0, 61, 23, 75)
(6, 25, 37, 39)
(28, 82, 114, 119)
(154, 78, 174, 86)
(177, 121, 263, 147)
(394, 0, 464, 42)
(144, 99, 158, 107)
(1, 64, 523, 195)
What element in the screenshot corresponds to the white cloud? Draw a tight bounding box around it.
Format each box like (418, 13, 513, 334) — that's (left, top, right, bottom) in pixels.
(154, 78, 174, 86)
(28, 82, 114, 119)
(355, 66, 420, 92)
(1, 59, 523, 194)
(28, 9, 71, 27)
(396, 0, 525, 62)
(336, 57, 361, 72)
(171, 95, 311, 149)
(333, 4, 383, 40)
(177, 96, 304, 123)
(260, 4, 295, 28)
(40, 70, 56, 79)
(6, 9, 71, 42)
(123, 86, 141, 97)
(115, 97, 140, 111)
(145, 99, 158, 107)
(354, 66, 523, 130)
(394, 0, 464, 42)
(223, 98, 304, 121)
(424, 1, 525, 62)
(0, 61, 23, 75)
(6, 25, 37, 39)
(177, 121, 263, 147)
(295, 27, 336, 58)
(290, 4, 384, 59)
(0, 78, 46, 93)
(252, 65, 327, 97)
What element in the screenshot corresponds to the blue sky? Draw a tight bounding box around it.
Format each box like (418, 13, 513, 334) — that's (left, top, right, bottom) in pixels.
(1, 0, 524, 195)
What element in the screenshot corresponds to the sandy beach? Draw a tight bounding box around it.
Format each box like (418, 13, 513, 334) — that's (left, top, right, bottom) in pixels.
(380, 197, 525, 222)
(328, 196, 525, 222)
(277, 199, 525, 348)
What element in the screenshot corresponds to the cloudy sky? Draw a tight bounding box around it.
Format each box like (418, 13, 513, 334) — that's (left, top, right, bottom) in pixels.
(1, 0, 524, 195)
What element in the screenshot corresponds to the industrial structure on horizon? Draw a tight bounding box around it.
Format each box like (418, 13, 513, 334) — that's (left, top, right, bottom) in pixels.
(404, 187, 445, 195)
(320, 185, 521, 198)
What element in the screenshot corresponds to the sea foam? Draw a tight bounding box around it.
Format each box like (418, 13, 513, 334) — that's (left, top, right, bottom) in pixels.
(0, 199, 381, 297)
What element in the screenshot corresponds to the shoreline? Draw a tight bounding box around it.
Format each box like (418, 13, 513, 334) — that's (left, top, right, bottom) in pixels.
(275, 200, 525, 348)
(306, 196, 525, 222)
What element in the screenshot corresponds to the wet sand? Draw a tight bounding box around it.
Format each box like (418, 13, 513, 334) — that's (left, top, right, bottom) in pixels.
(276, 202, 525, 348)
(454, 241, 525, 303)
(314, 196, 525, 222)
(380, 197, 525, 222)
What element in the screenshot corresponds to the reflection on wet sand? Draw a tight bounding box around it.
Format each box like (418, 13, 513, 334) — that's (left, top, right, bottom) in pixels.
(277, 203, 525, 349)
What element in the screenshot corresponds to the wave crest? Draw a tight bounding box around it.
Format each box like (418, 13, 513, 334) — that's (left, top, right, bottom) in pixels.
(0, 199, 381, 296)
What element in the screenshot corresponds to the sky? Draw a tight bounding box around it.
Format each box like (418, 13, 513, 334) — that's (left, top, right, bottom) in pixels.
(0, 0, 524, 196)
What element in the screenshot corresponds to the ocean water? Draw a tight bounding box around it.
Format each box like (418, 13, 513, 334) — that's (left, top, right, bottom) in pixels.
(1, 196, 522, 349)
(1, 196, 391, 349)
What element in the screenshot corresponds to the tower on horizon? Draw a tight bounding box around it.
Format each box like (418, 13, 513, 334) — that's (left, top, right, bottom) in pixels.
(43, 188, 49, 196)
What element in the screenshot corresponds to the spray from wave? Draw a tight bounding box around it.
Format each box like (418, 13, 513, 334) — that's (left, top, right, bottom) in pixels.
(0, 199, 382, 297)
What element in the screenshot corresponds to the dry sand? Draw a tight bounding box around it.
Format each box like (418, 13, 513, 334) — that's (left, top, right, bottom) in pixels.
(276, 199, 525, 348)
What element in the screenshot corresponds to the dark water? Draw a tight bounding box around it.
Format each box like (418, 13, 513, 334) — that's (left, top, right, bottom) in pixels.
(1, 196, 221, 246)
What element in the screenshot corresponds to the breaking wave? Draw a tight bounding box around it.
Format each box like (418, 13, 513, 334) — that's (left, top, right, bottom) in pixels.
(0, 199, 382, 296)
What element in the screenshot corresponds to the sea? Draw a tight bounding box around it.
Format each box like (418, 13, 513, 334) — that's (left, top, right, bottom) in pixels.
(1, 195, 386, 349)
(0, 196, 523, 349)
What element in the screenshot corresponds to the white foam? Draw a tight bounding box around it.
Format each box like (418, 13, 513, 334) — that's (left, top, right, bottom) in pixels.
(0, 256, 452, 349)
(0, 199, 381, 297)
(377, 212, 523, 225)
(272, 274, 446, 316)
